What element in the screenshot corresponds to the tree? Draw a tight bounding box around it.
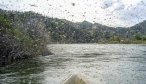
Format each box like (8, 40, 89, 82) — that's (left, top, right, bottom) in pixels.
(134, 34, 142, 40)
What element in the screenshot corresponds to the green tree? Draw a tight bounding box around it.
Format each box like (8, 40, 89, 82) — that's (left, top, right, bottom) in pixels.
(134, 34, 142, 40)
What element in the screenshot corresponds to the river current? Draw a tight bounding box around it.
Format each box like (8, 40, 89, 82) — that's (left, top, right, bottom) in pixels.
(1, 44, 146, 84)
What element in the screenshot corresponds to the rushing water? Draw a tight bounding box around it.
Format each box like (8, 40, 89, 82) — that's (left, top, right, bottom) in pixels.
(1, 44, 146, 84)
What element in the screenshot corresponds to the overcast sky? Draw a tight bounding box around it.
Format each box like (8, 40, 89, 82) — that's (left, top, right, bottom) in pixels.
(0, 0, 146, 27)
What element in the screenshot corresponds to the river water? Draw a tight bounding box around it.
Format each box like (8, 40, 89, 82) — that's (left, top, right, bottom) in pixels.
(1, 44, 146, 84)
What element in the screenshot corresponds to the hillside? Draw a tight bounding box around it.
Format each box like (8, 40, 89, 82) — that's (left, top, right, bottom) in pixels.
(129, 20, 146, 35)
(1, 9, 146, 44)
(0, 9, 52, 66)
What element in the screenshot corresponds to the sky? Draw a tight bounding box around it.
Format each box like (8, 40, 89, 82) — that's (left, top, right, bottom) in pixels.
(0, 0, 146, 27)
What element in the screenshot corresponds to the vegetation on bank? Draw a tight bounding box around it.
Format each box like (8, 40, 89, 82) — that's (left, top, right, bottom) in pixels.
(0, 12, 51, 66)
(97, 35, 146, 44)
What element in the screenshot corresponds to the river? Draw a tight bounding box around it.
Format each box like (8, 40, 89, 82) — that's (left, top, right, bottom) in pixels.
(1, 44, 146, 84)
